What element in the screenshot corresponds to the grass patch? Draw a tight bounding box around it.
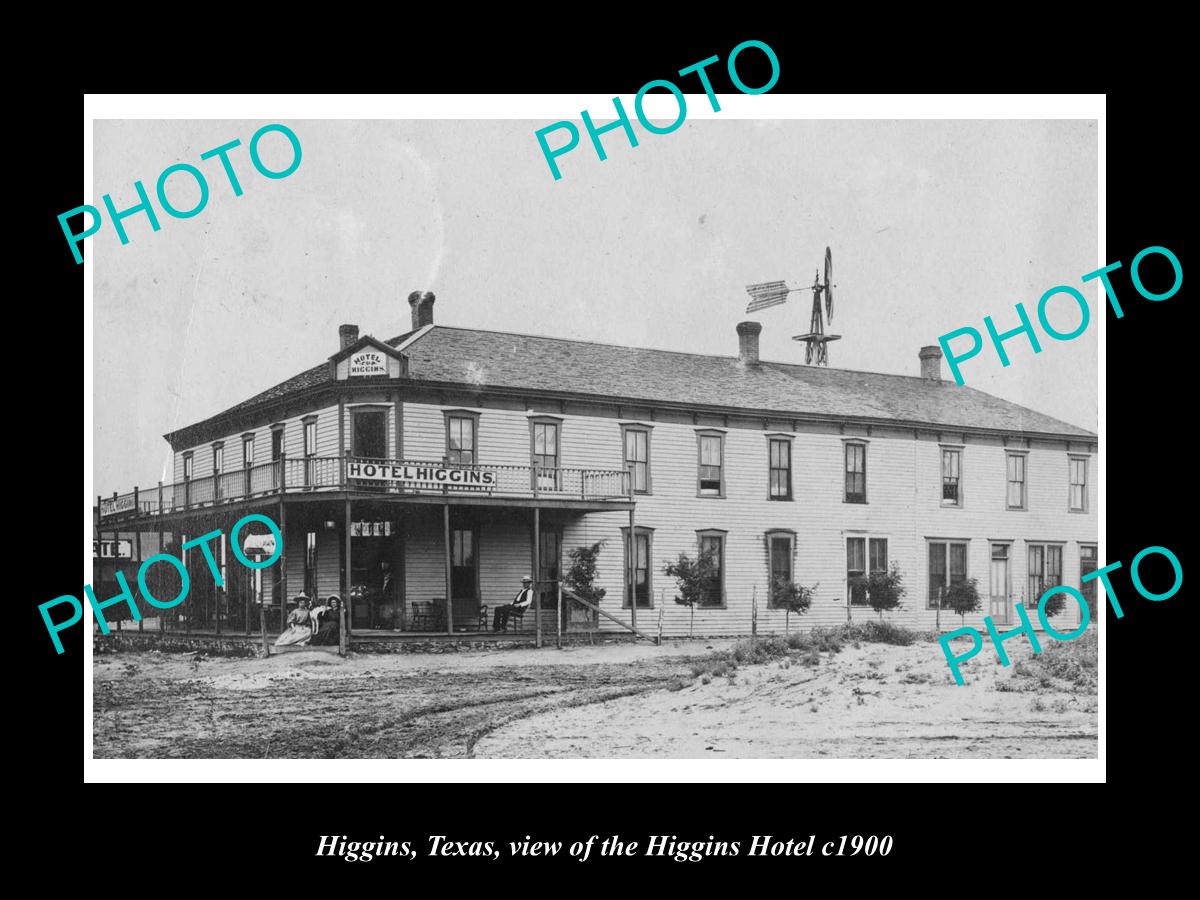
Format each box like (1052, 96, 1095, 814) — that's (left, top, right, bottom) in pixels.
(995, 630, 1097, 694)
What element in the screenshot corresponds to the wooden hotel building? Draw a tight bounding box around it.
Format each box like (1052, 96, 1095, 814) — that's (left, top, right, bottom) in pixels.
(98, 291, 1098, 643)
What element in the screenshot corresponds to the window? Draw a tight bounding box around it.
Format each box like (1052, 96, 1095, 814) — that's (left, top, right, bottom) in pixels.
(928, 540, 969, 608)
(622, 425, 651, 494)
(303, 417, 317, 458)
(304, 531, 317, 597)
(242, 435, 255, 467)
(182, 452, 193, 481)
(1027, 543, 1063, 607)
(212, 442, 224, 474)
(697, 431, 724, 496)
(844, 441, 867, 503)
(1069, 456, 1088, 512)
(530, 417, 561, 490)
(847, 536, 888, 605)
(445, 411, 479, 465)
(696, 530, 726, 607)
(1006, 451, 1027, 509)
(351, 408, 389, 459)
(271, 426, 284, 460)
(766, 530, 795, 607)
(450, 527, 478, 598)
(1080, 544, 1098, 616)
(768, 437, 792, 500)
(941, 447, 962, 506)
(622, 526, 653, 608)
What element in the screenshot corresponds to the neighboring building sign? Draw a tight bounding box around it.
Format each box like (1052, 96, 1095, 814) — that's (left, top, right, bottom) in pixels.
(93, 539, 133, 559)
(243, 533, 278, 556)
(99, 495, 136, 517)
(347, 461, 497, 488)
(352, 521, 395, 537)
(349, 350, 388, 377)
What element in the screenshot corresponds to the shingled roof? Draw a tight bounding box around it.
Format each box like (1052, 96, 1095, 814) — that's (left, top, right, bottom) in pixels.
(174, 325, 1095, 441)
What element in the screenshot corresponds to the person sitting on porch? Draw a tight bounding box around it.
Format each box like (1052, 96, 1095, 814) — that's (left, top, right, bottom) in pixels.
(493, 576, 534, 632)
(311, 596, 342, 646)
(275, 595, 313, 646)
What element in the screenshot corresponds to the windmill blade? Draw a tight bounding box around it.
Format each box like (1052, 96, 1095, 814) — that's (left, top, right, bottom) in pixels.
(824, 246, 834, 323)
(745, 280, 790, 312)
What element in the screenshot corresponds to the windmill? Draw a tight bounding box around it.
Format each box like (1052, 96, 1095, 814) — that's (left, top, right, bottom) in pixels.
(744, 246, 840, 365)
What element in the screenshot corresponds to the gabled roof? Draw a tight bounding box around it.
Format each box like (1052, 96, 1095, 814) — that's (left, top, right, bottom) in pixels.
(167, 325, 1095, 444)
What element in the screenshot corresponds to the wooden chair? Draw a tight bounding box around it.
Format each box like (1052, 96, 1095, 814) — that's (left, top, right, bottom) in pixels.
(502, 605, 527, 632)
(411, 600, 445, 632)
(476, 604, 489, 632)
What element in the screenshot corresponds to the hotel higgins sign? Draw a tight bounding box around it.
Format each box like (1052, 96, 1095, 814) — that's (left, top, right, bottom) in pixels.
(347, 461, 497, 489)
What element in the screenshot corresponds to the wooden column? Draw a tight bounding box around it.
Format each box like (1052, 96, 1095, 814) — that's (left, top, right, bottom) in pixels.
(213, 514, 222, 636)
(134, 488, 142, 633)
(628, 504, 637, 632)
(533, 507, 541, 647)
(278, 498, 287, 631)
(443, 504, 454, 635)
(157, 517, 165, 634)
(344, 499, 353, 644)
(112, 528, 121, 632)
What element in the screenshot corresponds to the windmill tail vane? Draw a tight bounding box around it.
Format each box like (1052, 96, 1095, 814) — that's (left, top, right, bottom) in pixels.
(742, 246, 841, 366)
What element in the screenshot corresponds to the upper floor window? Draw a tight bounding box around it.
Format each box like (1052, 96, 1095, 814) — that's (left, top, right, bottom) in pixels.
(768, 437, 792, 500)
(212, 442, 224, 474)
(1069, 455, 1088, 512)
(941, 447, 962, 506)
(445, 411, 479, 465)
(303, 416, 317, 458)
(696, 529, 727, 607)
(271, 425, 284, 460)
(530, 416, 562, 491)
(242, 434, 255, 468)
(844, 441, 867, 503)
(1006, 451, 1027, 510)
(622, 425, 651, 494)
(696, 430, 725, 497)
(182, 452, 193, 481)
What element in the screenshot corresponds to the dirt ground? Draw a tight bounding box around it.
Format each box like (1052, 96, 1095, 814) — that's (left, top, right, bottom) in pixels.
(92, 635, 1097, 759)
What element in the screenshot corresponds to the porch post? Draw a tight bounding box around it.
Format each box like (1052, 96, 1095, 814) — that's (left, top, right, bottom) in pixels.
(533, 507, 541, 647)
(628, 504, 637, 632)
(443, 503, 454, 635)
(157, 519, 165, 633)
(134, 522, 143, 632)
(214, 515, 222, 636)
(183, 531, 190, 637)
(278, 498, 287, 633)
(343, 498, 353, 648)
(112, 530, 121, 632)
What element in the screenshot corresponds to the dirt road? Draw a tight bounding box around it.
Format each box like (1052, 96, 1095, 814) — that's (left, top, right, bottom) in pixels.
(92, 637, 1097, 759)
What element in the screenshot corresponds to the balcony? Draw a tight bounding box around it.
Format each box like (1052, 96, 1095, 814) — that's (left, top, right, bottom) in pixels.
(97, 456, 633, 522)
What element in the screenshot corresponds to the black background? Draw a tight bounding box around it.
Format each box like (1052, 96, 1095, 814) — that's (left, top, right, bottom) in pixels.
(21, 25, 1187, 885)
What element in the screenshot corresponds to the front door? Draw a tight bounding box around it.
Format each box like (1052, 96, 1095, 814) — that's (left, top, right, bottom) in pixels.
(538, 528, 561, 609)
(989, 543, 1011, 624)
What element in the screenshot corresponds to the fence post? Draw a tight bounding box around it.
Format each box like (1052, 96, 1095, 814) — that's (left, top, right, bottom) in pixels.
(656, 592, 664, 645)
(751, 586, 757, 647)
(556, 580, 562, 650)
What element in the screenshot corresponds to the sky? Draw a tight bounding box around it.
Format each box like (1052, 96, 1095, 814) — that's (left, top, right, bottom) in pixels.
(93, 117, 1098, 492)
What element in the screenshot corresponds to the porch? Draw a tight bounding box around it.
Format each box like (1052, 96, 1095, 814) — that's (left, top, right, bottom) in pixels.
(95, 461, 642, 649)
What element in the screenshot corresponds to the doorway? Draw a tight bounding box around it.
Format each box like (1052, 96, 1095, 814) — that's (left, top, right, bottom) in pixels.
(989, 543, 1011, 624)
(538, 528, 561, 609)
(352, 409, 389, 459)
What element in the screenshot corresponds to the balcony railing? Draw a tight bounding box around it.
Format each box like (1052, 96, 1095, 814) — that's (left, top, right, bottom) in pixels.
(98, 456, 633, 521)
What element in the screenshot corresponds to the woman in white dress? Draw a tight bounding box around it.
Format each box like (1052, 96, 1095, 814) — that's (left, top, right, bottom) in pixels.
(274, 595, 314, 646)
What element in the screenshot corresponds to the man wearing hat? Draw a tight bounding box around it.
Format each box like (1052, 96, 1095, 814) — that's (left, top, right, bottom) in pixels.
(493, 576, 534, 632)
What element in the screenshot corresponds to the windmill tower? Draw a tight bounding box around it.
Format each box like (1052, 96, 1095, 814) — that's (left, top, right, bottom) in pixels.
(745, 246, 840, 365)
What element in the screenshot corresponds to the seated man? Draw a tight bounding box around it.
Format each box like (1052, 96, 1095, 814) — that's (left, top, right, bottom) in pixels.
(493, 576, 534, 632)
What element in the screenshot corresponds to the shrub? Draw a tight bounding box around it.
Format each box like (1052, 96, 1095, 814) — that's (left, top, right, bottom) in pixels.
(564, 542, 607, 607)
(866, 563, 907, 620)
(859, 620, 915, 646)
(772, 577, 819, 635)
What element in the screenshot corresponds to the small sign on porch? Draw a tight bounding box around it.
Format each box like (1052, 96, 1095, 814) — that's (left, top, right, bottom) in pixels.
(93, 539, 133, 559)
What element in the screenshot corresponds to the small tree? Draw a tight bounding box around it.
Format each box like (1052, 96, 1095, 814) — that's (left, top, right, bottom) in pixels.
(773, 577, 819, 636)
(564, 541, 606, 625)
(866, 562, 906, 621)
(664, 547, 718, 638)
(944, 577, 982, 627)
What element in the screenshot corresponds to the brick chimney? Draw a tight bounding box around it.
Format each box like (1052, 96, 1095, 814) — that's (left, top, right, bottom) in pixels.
(919, 345, 943, 381)
(338, 324, 359, 351)
(737, 321, 762, 366)
(408, 291, 436, 331)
